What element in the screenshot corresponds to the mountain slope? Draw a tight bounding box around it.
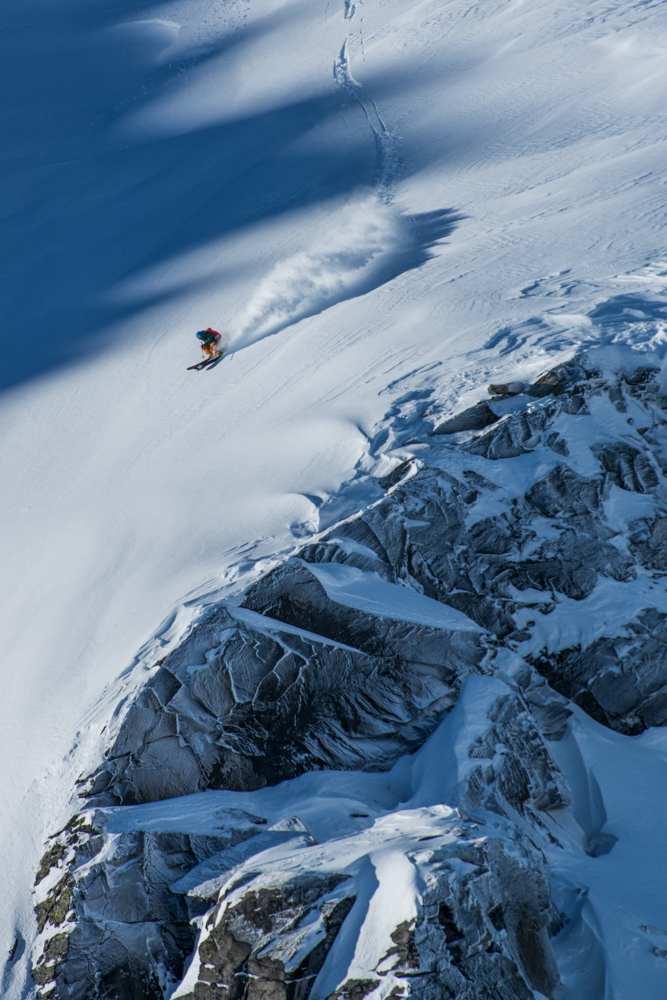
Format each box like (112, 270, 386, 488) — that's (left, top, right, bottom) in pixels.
(3, 0, 667, 997)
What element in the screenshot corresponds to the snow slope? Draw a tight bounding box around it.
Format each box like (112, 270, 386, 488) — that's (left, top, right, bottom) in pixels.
(3, 0, 667, 996)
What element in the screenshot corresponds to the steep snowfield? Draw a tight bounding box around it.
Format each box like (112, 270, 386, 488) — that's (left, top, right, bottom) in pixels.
(3, 0, 667, 996)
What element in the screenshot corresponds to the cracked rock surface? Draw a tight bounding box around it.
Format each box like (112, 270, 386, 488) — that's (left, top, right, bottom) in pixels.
(84, 598, 486, 808)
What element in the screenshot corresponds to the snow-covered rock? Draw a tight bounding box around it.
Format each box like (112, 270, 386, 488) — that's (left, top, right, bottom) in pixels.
(300, 356, 667, 733)
(174, 811, 560, 1000)
(34, 674, 569, 1000)
(41, 355, 667, 999)
(83, 589, 486, 807)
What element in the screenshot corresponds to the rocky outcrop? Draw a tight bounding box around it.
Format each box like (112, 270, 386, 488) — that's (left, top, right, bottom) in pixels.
(530, 606, 667, 733)
(83, 356, 667, 819)
(83, 590, 486, 808)
(179, 871, 355, 1000)
(34, 354, 667, 999)
(32, 808, 320, 1000)
(32, 811, 251, 999)
(174, 806, 560, 1000)
(432, 401, 499, 434)
(33, 668, 573, 1000)
(297, 357, 667, 732)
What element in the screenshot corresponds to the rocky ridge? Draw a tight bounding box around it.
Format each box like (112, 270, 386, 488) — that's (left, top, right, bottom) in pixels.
(32, 353, 667, 999)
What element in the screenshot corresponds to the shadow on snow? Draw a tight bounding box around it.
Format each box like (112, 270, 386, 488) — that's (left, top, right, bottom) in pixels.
(0, 0, 463, 391)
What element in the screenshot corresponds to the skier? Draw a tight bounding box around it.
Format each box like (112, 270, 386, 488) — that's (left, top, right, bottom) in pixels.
(196, 328, 223, 359)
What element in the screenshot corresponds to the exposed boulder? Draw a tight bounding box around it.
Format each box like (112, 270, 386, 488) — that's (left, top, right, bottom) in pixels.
(432, 401, 499, 435)
(488, 381, 525, 397)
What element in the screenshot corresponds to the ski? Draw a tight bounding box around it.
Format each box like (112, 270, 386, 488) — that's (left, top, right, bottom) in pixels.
(187, 355, 222, 371)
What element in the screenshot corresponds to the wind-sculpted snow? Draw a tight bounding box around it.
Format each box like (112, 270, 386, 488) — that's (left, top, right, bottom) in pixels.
(38, 352, 667, 999)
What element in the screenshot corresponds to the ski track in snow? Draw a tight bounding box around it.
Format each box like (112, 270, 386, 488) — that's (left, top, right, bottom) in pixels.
(4, 0, 667, 996)
(229, 3, 407, 352)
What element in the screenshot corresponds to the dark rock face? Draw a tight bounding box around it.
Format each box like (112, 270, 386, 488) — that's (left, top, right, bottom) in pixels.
(83, 593, 485, 808)
(34, 672, 571, 1000)
(34, 355, 667, 1000)
(413, 833, 559, 1000)
(433, 401, 499, 434)
(458, 685, 571, 816)
(531, 607, 667, 733)
(32, 811, 270, 1000)
(180, 873, 354, 1000)
(176, 810, 560, 1000)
